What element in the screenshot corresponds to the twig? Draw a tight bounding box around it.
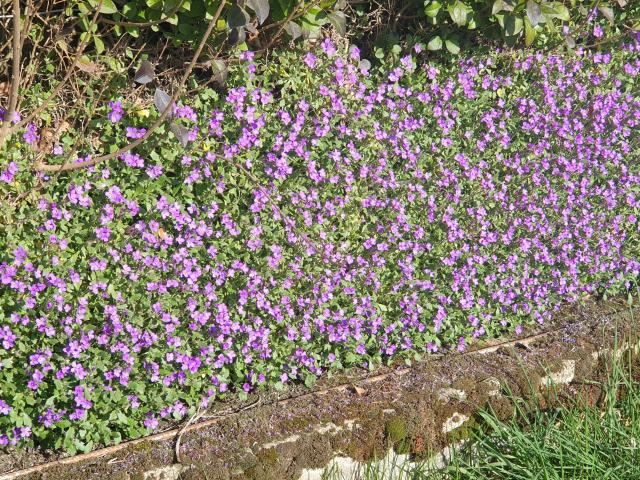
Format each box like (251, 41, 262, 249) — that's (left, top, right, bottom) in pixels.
(0, 0, 22, 149)
(174, 396, 262, 464)
(35, 0, 227, 173)
(0, 1, 104, 146)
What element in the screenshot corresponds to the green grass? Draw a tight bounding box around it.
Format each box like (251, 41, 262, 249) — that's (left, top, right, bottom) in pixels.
(322, 343, 640, 480)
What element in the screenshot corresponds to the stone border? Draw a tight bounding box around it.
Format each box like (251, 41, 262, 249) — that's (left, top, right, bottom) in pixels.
(1, 305, 638, 480)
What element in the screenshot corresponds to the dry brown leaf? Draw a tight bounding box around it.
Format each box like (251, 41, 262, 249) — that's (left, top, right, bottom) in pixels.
(351, 385, 367, 396)
(77, 59, 100, 74)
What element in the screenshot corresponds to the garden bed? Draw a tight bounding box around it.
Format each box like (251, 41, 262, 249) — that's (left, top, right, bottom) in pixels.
(0, 298, 638, 480)
(1, 34, 640, 471)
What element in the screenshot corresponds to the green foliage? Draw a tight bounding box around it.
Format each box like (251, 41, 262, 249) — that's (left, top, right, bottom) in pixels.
(1, 35, 640, 453)
(424, 0, 639, 50)
(68, 0, 345, 48)
(370, 0, 640, 54)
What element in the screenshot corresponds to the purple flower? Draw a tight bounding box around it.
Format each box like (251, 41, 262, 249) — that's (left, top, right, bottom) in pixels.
(108, 101, 124, 123)
(23, 123, 38, 144)
(126, 127, 147, 139)
(593, 25, 604, 38)
(304, 53, 317, 69)
(95, 227, 111, 242)
(146, 164, 163, 178)
(0, 162, 18, 183)
(0, 400, 11, 415)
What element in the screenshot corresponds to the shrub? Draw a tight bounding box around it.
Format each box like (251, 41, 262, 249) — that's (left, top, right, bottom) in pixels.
(352, 0, 640, 54)
(1, 36, 640, 452)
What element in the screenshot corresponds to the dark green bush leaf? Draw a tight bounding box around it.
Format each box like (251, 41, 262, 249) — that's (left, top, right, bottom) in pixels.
(229, 26, 246, 44)
(227, 5, 250, 28)
(246, 0, 270, 25)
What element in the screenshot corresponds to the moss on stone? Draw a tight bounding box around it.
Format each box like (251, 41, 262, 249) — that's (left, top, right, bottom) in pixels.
(385, 416, 407, 444)
(256, 448, 279, 467)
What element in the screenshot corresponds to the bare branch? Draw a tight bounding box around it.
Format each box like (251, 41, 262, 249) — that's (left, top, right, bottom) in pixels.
(0, 0, 22, 148)
(7, 1, 103, 138)
(36, 0, 228, 173)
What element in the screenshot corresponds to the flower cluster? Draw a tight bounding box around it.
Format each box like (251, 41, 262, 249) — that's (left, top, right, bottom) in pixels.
(1, 36, 640, 452)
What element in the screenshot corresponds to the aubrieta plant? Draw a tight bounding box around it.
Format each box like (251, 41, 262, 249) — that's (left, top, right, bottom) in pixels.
(1, 36, 640, 454)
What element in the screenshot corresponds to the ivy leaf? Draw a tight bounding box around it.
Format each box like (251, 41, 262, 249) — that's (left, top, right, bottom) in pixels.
(246, 0, 269, 24)
(427, 35, 443, 50)
(328, 11, 346, 36)
(133, 60, 155, 84)
(526, 0, 542, 27)
(153, 88, 173, 116)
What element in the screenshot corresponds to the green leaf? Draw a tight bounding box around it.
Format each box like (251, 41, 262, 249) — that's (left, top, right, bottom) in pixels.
(445, 37, 460, 54)
(427, 35, 443, 50)
(524, 16, 536, 46)
(100, 0, 118, 14)
(93, 36, 105, 54)
(499, 13, 524, 36)
(211, 59, 228, 84)
(448, 1, 468, 26)
(424, 1, 441, 18)
(304, 374, 316, 388)
(541, 2, 569, 21)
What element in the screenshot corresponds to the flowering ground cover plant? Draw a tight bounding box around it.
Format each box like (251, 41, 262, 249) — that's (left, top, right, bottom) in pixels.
(1, 36, 640, 454)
